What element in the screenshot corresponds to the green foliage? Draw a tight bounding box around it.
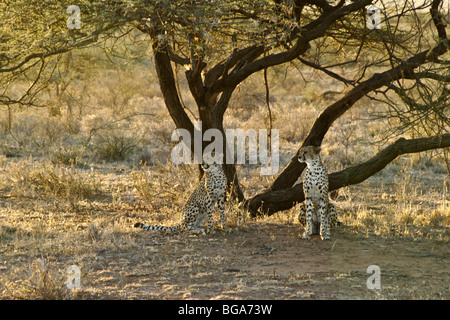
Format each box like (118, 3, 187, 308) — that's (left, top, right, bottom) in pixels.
(0, 0, 285, 70)
(0, 1, 100, 69)
(0, 0, 287, 108)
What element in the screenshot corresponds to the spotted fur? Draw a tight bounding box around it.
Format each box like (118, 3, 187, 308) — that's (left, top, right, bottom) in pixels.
(298, 201, 339, 230)
(297, 146, 336, 240)
(134, 163, 227, 234)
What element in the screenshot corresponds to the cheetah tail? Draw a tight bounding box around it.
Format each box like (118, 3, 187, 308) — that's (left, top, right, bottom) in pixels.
(133, 222, 181, 232)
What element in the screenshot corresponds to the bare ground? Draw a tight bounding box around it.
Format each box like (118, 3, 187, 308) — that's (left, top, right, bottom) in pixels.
(0, 160, 448, 300)
(2, 217, 447, 300)
(86, 224, 449, 300)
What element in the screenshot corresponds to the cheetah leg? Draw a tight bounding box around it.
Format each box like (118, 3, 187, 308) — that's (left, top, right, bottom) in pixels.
(302, 198, 313, 240)
(186, 207, 205, 234)
(298, 203, 306, 226)
(205, 205, 216, 234)
(319, 199, 330, 240)
(205, 213, 214, 234)
(217, 195, 228, 231)
(204, 200, 216, 234)
(329, 202, 339, 228)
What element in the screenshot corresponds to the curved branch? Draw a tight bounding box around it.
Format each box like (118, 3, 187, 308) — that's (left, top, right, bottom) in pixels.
(268, 36, 449, 193)
(209, 0, 372, 94)
(247, 134, 450, 216)
(0, 21, 121, 73)
(431, 0, 447, 41)
(137, 23, 195, 134)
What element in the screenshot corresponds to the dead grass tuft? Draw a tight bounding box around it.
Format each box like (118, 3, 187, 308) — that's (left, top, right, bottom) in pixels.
(2, 160, 102, 210)
(1, 257, 70, 300)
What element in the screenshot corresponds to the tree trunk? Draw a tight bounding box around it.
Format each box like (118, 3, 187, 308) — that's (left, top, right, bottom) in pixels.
(147, 25, 246, 201)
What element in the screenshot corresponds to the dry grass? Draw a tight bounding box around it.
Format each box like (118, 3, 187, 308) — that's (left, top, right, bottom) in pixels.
(0, 48, 449, 300)
(1, 159, 102, 211)
(1, 257, 71, 300)
(0, 155, 448, 299)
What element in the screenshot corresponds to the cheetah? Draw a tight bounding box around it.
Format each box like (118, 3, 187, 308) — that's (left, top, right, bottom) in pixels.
(134, 163, 227, 234)
(298, 201, 339, 232)
(297, 146, 337, 240)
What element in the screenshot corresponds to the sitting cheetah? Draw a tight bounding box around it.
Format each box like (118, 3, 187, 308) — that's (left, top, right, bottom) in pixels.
(297, 146, 336, 240)
(134, 163, 227, 234)
(298, 201, 339, 231)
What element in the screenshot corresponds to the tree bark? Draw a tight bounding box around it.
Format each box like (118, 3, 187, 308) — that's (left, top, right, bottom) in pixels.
(150, 37, 195, 136)
(247, 134, 450, 216)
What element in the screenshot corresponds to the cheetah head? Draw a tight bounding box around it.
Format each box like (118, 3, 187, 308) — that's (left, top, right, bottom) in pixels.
(201, 163, 223, 172)
(297, 146, 321, 163)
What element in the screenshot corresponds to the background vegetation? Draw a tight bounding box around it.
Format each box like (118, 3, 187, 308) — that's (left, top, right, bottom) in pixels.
(0, 0, 448, 299)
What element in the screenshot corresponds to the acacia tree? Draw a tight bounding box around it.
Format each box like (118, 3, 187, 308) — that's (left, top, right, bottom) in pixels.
(0, 0, 125, 142)
(128, 0, 449, 214)
(1, 0, 449, 215)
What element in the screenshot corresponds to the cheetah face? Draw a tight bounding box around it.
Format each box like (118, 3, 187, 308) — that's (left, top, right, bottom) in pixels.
(297, 146, 321, 163)
(201, 163, 222, 172)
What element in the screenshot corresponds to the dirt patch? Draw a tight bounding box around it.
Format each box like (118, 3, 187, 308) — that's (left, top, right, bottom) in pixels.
(0, 162, 448, 300)
(2, 222, 442, 300)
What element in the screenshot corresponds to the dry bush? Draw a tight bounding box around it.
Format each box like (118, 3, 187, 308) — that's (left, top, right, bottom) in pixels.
(3, 160, 102, 210)
(93, 130, 140, 162)
(50, 145, 86, 166)
(131, 162, 195, 210)
(1, 257, 70, 300)
(337, 161, 449, 240)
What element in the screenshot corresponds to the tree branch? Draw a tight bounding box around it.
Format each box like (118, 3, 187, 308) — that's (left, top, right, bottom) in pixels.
(137, 23, 194, 134)
(296, 56, 355, 85)
(431, 0, 447, 41)
(268, 36, 449, 192)
(0, 21, 121, 73)
(209, 37, 310, 93)
(247, 134, 450, 216)
(209, 0, 372, 95)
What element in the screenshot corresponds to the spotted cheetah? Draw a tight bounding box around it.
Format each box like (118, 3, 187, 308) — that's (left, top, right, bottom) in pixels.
(297, 146, 337, 240)
(298, 201, 339, 232)
(134, 163, 227, 234)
